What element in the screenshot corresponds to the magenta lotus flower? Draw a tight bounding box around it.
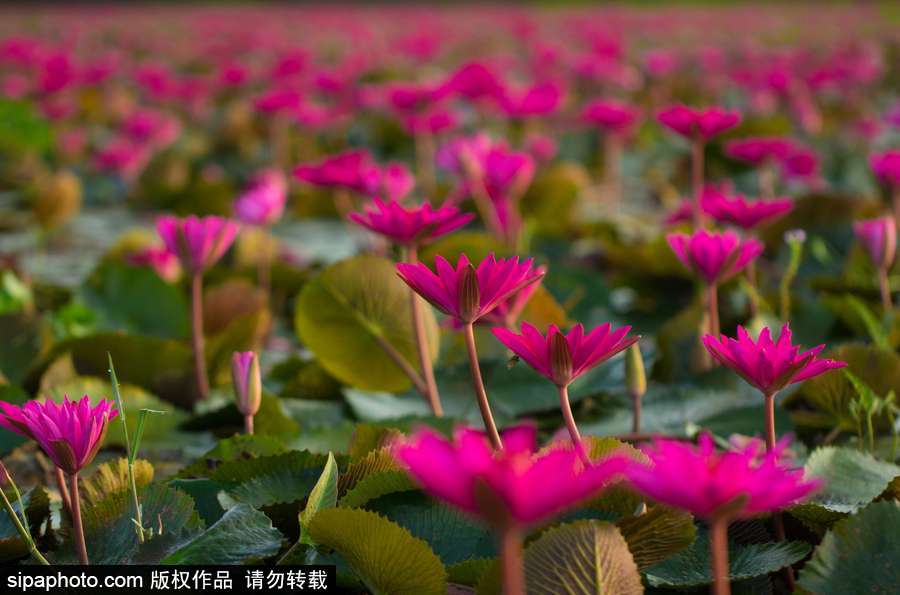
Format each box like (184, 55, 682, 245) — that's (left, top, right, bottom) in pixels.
(349, 199, 474, 246)
(725, 137, 794, 166)
(5, 396, 117, 476)
(626, 433, 820, 521)
(667, 229, 764, 284)
(396, 253, 544, 324)
(493, 322, 638, 388)
(392, 424, 627, 527)
(855, 216, 897, 270)
(233, 169, 288, 226)
(781, 144, 820, 181)
(871, 150, 900, 186)
(156, 215, 239, 275)
(381, 162, 415, 202)
(657, 104, 741, 140)
(497, 81, 563, 118)
(581, 99, 640, 135)
(293, 150, 381, 195)
(127, 245, 181, 282)
(476, 267, 545, 329)
(703, 324, 846, 397)
(702, 190, 794, 230)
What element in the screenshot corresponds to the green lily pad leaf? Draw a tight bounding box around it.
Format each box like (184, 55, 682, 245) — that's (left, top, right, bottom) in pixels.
(448, 558, 494, 587)
(308, 507, 447, 595)
(0, 486, 50, 562)
(789, 446, 900, 527)
(218, 451, 329, 508)
(366, 491, 495, 566)
(644, 530, 810, 588)
(338, 447, 416, 508)
(182, 392, 299, 437)
(616, 505, 696, 570)
(524, 520, 643, 595)
(168, 478, 228, 526)
(54, 482, 203, 564)
(0, 312, 48, 386)
(176, 434, 286, 479)
(80, 458, 154, 509)
(0, 99, 52, 154)
(798, 500, 900, 594)
(162, 503, 283, 565)
(81, 263, 189, 339)
(294, 255, 439, 393)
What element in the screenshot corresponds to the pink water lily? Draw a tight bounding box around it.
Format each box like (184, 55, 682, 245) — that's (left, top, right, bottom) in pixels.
(4, 396, 118, 476)
(392, 424, 627, 527)
(349, 199, 474, 246)
(156, 215, 239, 275)
(233, 169, 287, 227)
(702, 190, 793, 230)
(657, 104, 741, 140)
(581, 98, 640, 135)
(725, 137, 794, 165)
(127, 245, 181, 282)
(855, 216, 897, 270)
(626, 433, 820, 521)
(293, 149, 381, 195)
(871, 149, 900, 186)
(703, 324, 847, 398)
(396, 253, 544, 324)
(667, 229, 764, 284)
(493, 322, 638, 388)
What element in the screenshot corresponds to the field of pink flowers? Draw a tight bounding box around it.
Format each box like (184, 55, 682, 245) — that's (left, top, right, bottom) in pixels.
(0, 3, 899, 594)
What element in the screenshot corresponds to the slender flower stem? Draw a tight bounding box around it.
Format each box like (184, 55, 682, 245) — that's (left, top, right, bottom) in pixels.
(54, 467, 71, 518)
(691, 136, 705, 227)
(190, 273, 209, 401)
(463, 322, 503, 450)
(764, 392, 777, 452)
(893, 186, 900, 229)
(244, 414, 254, 435)
(415, 128, 437, 198)
(0, 481, 50, 565)
(257, 225, 272, 300)
(558, 385, 589, 464)
(631, 391, 642, 434)
(709, 516, 731, 595)
(500, 524, 526, 595)
(69, 474, 88, 565)
(404, 246, 443, 417)
(707, 283, 720, 338)
(878, 266, 892, 311)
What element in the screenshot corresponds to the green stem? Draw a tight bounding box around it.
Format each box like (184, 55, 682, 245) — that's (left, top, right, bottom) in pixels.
(70, 474, 89, 565)
(0, 485, 50, 565)
(463, 323, 503, 450)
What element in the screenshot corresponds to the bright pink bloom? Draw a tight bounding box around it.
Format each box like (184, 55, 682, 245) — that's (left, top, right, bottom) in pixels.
(2, 396, 118, 476)
(349, 199, 474, 246)
(476, 267, 545, 328)
(626, 433, 820, 520)
(392, 424, 626, 527)
(702, 324, 846, 396)
(497, 81, 563, 118)
(156, 215, 239, 275)
(702, 190, 793, 230)
(581, 99, 640, 135)
(725, 137, 794, 166)
(780, 145, 819, 180)
(396, 253, 544, 324)
(233, 169, 288, 226)
(667, 230, 764, 284)
(493, 322, 638, 387)
(524, 134, 558, 164)
(122, 108, 180, 148)
(871, 150, 900, 186)
(293, 150, 381, 195)
(94, 137, 150, 180)
(127, 245, 181, 282)
(854, 216, 897, 270)
(657, 104, 741, 140)
(381, 162, 415, 202)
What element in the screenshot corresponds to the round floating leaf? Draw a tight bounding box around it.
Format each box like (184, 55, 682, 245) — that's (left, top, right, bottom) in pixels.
(366, 491, 495, 566)
(81, 263, 189, 339)
(162, 503, 284, 565)
(176, 434, 286, 479)
(308, 507, 447, 595)
(799, 500, 900, 595)
(294, 255, 439, 392)
(616, 505, 696, 570)
(218, 451, 329, 507)
(644, 530, 810, 588)
(80, 458, 154, 508)
(524, 520, 643, 595)
(789, 446, 900, 528)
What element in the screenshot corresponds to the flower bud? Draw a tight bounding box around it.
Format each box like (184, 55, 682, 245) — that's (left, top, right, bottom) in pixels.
(549, 331, 573, 386)
(625, 343, 646, 398)
(457, 263, 481, 323)
(231, 351, 261, 418)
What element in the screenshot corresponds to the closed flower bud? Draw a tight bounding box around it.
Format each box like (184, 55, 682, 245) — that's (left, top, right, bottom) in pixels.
(549, 331, 573, 386)
(625, 343, 646, 399)
(457, 263, 481, 323)
(232, 351, 262, 418)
